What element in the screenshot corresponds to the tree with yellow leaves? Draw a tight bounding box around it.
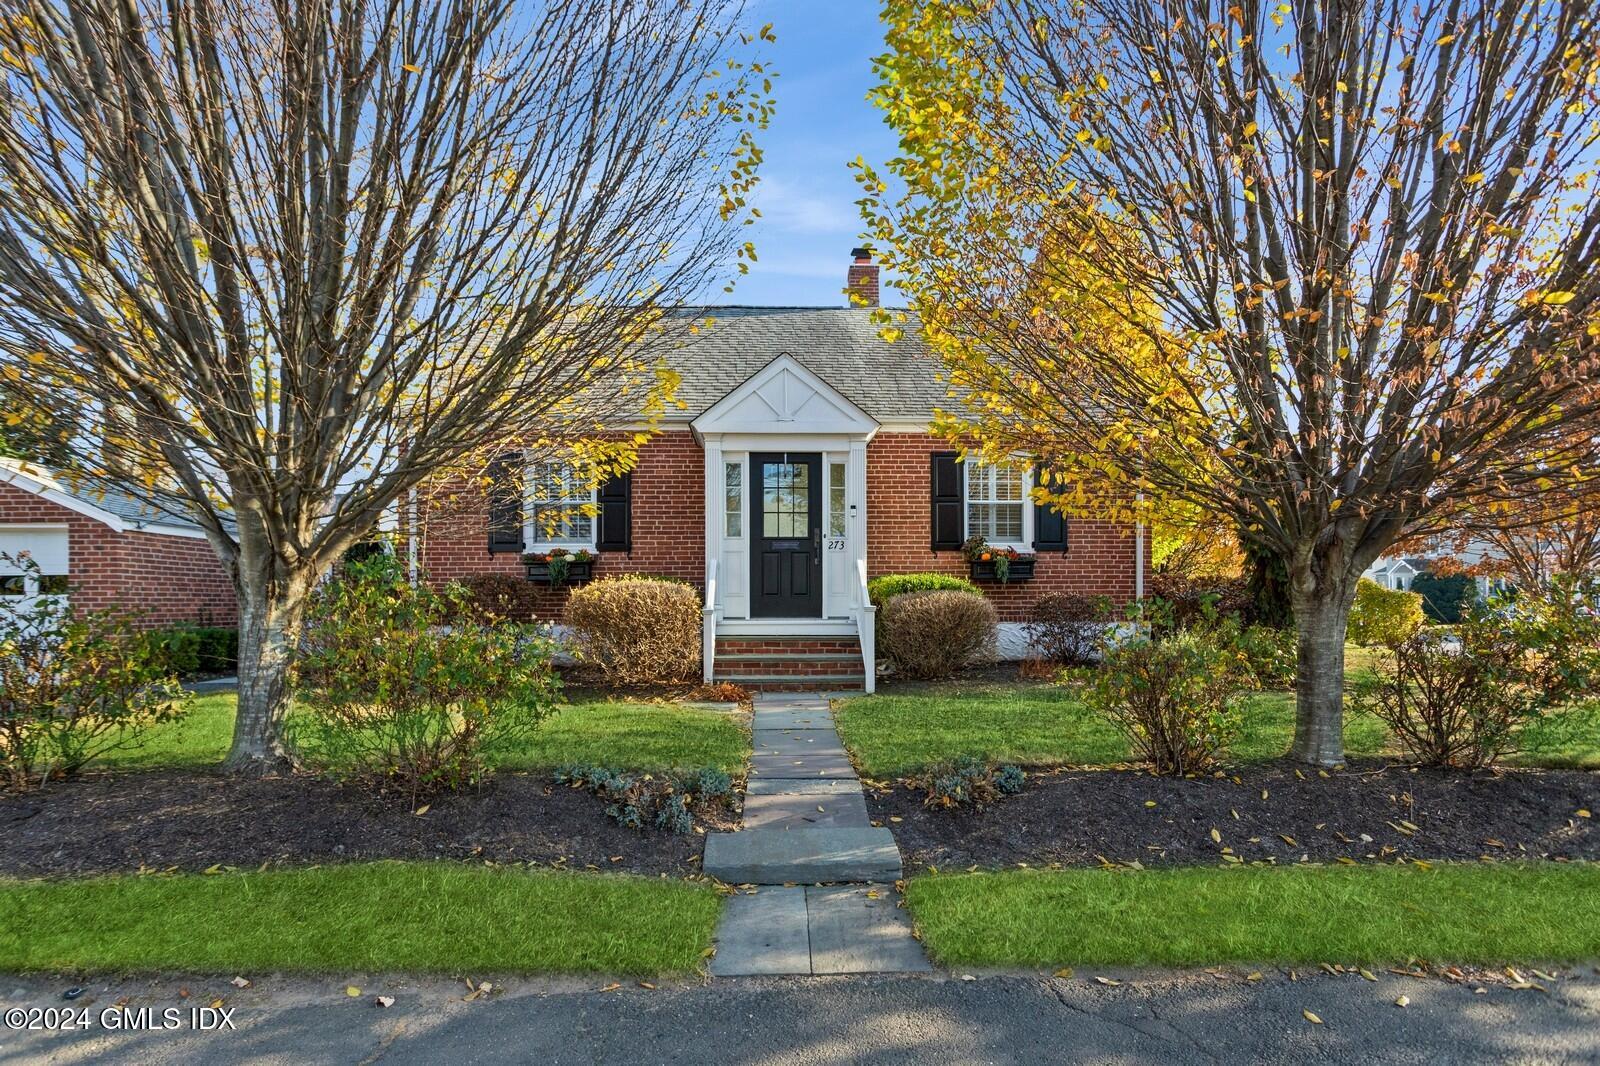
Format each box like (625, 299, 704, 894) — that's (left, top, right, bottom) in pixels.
(859, 0, 1600, 763)
(0, 0, 773, 772)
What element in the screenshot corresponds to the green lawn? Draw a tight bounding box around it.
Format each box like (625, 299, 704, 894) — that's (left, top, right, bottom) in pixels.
(836, 644, 1600, 775)
(905, 864, 1600, 968)
(99, 694, 747, 775)
(495, 700, 748, 774)
(0, 863, 721, 975)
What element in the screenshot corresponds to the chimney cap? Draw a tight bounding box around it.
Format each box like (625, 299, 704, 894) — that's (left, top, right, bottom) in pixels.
(851, 246, 873, 262)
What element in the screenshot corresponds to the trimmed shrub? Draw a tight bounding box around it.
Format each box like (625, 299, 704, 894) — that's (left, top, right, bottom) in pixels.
(1024, 592, 1110, 665)
(459, 573, 541, 623)
(150, 624, 238, 677)
(879, 589, 997, 679)
(1354, 629, 1537, 769)
(1357, 581, 1600, 768)
(1235, 623, 1297, 688)
(289, 556, 558, 800)
(1144, 573, 1251, 629)
(563, 576, 702, 685)
(1347, 578, 1425, 647)
(1410, 570, 1478, 623)
(866, 572, 980, 609)
(1073, 628, 1251, 775)
(0, 554, 189, 790)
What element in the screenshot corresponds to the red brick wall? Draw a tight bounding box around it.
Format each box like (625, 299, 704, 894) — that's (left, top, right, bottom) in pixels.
(415, 428, 1146, 625)
(866, 432, 1146, 622)
(0, 481, 237, 626)
(417, 430, 705, 619)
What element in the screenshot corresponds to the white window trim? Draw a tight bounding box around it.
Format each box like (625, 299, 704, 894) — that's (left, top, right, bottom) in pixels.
(963, 459, 1032, 552)
(523, 461, 597, 553)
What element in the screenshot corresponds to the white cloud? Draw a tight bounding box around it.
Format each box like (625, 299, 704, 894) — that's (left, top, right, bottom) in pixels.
(751, 174, 859, 235)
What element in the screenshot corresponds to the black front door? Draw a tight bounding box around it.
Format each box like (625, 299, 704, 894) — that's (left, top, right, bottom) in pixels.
(751, 452, 822, 618)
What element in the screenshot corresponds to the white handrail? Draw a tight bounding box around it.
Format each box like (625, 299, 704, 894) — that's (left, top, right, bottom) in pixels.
(855, 558, 876, 694)
(702, 557, 719, 684)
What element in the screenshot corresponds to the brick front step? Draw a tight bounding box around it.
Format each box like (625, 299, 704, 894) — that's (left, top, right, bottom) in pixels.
(713, 633, 865, 691)
(714, 637, 862, 656)
(714, 653, 862, 676)
(720, 674, 865, 692)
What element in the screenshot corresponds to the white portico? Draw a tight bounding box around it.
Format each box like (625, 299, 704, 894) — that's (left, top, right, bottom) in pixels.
(692, 353, 878, 689)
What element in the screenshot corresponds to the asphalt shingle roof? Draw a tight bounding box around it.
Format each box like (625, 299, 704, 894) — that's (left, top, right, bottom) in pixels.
(660, 307, 945, 422)
(0, 458, 208, 532)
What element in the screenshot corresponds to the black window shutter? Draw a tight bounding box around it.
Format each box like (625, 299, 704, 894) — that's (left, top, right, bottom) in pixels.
(486, 451, 524, 554)
(1033, 464, 1068, 552)
(596, 472, 632, 552)
(930, 452, 963, 551)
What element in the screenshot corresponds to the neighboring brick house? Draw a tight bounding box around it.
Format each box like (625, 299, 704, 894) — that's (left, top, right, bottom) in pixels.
(0, 458, 236, 626)
(416, 251, 1148, 690)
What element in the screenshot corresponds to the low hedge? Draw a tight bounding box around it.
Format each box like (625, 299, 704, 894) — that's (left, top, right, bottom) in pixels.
(867, 572, 980, 610)
(150, 624, 238, 677)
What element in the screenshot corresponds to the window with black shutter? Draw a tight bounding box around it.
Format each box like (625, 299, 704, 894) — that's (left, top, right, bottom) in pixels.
(486, 451, 524, 553)
(1032, 463, 1069, 552)
(930, 452, 963, 550)
(595, 472, 632, 552)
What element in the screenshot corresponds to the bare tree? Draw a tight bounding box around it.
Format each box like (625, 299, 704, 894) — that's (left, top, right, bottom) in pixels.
(859, 0, 1600, 763)
(0, 0, 773, 771)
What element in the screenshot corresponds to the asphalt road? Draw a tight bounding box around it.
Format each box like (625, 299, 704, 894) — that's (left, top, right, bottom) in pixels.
(4, 967, 1597, 1065)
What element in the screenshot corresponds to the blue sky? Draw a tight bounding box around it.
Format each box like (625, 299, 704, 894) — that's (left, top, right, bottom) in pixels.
(728, 0, 898, 307)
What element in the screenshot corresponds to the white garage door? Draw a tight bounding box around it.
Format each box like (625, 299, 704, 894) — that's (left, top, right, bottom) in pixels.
(0, 526, 70, 606)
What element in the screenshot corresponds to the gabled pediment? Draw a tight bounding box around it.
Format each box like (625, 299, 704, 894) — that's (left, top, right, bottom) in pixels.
(691, 353, 878, 437)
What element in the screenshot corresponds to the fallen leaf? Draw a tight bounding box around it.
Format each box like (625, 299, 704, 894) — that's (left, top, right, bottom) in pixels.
(1093, 976, 1122, 986)
(1303, 1009, 1323, 1025)
(1395, 995, 1410, 1008)
(638, 981, 656, 990)
(1359, 969, 1377, 982)
(346, 986, 361, 998)
(230, 976, 251, 989)
(598, 982, 622, 993)
(414, 805, 430, 816)
(1053, 967, 1075, 978)
(960, 974, 976, 981)
(375, 996, 395, 1008)
(1246, 972, 1263, 982)
(209, 999, 224, 1010)
(1210, 828, 1222, 844)
(1577, 809, 1591, 819)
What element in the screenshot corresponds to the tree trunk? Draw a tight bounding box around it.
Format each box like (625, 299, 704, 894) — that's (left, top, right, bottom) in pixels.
(1289, 583, 1356, 766)
(223, 569, 310, 775)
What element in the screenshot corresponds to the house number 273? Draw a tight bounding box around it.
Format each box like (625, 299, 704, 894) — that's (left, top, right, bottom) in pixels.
(825, 537, 846, 551)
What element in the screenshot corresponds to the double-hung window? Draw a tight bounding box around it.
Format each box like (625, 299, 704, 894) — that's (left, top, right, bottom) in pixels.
(965, 460, 1026, 546)
(526, 461, 594, 549)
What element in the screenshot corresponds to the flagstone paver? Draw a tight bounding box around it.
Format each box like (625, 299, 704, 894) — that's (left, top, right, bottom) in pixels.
(707, 693, 930, 976)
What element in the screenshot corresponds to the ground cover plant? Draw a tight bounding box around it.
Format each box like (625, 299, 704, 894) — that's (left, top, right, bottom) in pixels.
(556, 764, 735, 833)
(903, 864, 1600, 968)
(0, 862, 721, 976)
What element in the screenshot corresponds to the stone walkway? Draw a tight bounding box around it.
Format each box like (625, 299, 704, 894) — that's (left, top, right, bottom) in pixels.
(705, 693, 932, 977)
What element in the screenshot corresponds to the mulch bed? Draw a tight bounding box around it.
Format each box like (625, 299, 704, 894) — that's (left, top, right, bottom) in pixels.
(0, 771, 739, 879)
(870, 760, 1600, 873)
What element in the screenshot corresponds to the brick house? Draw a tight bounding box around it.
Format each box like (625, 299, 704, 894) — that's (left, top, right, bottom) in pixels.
(417, 251, 1148, 690)
(0, 458, 236, 626)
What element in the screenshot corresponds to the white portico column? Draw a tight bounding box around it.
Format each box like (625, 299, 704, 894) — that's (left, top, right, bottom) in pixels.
(847, 439, 868, 607)
(702, 437, 724, 682)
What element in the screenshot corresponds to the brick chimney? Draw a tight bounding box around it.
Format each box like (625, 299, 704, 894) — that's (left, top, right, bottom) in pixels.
(845, 247, 879, 308)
